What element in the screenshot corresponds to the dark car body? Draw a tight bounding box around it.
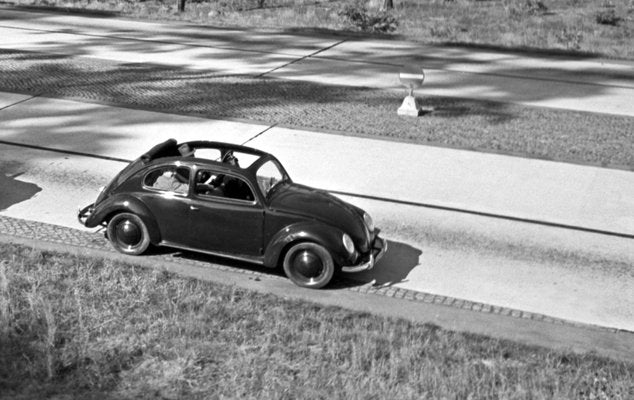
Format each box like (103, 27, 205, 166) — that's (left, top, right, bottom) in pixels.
(78, 139, 386, 288)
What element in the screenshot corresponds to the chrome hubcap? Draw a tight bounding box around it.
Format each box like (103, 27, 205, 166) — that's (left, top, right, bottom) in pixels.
(293, 250, 323, 279)
(115, 219, 141, 247)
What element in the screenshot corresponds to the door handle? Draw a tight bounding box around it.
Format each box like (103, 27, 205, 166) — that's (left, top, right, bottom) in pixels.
(190, 205, 200, 211)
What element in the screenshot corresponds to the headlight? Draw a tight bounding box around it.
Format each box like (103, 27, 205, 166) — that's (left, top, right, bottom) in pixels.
(363, 212, 375, 232)
(342, 233, 355, 255)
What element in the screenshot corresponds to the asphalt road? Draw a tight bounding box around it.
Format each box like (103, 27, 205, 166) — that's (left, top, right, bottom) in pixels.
(0, 8, 633, 334)
(0, 95, 632, 332)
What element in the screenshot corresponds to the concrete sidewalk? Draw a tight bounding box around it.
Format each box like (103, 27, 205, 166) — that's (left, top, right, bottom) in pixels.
(1, 92, 633, 238)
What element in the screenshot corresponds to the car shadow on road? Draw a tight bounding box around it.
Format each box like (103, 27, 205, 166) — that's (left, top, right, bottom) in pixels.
(331, 239, 422, 289)
(148, 246, 286, 278)
(146, 239, 421, 288)
(0, 173, 41, 211)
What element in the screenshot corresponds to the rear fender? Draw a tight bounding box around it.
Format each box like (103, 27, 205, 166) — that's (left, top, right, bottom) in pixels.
(85, 195, 161, 244)
(263, 221, 348, 268)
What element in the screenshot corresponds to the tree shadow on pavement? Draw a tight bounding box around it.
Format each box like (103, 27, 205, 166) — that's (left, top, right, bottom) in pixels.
(0, 172, 41, 211)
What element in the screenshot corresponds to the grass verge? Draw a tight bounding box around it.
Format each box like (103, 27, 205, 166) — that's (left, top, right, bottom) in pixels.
(1, 49, 632, 169)
(1, 242, 633, 399)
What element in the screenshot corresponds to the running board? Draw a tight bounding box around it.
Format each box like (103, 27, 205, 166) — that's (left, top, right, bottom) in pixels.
(158, 241, 265, 265)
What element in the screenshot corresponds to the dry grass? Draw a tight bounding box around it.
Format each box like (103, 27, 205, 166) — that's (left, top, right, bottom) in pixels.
(392, 0, 634, 58)
(1, 242, 633, 399)
(9, 0, 634, 58)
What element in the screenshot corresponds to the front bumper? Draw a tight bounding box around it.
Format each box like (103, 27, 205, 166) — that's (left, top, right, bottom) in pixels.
(77, 203, 95, 227)
(341, 235, 388, 273)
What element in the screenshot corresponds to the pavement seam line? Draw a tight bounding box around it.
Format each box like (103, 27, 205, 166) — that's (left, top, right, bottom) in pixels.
(0, 214, 628, 335)
(255, 39, 347, 78)
(329, 190, 634, 240)
(241, 123, 278, 146)
(0, 94, 40, 113)
(0, 139, 132, 163)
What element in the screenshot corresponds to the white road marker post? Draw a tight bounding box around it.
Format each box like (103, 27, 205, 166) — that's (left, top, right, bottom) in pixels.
(397, 68, 432, 116)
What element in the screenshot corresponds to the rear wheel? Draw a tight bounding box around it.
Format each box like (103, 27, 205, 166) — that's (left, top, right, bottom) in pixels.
(107, 213, 150, 255)
(283, 242, 334, 289)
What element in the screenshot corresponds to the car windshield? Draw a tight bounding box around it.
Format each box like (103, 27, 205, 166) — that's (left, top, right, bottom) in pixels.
(256, 160, 287, 197)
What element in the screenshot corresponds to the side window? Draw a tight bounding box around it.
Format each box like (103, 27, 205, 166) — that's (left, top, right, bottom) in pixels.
(194, 169, 254, 202)
(144, 166, 190, 195)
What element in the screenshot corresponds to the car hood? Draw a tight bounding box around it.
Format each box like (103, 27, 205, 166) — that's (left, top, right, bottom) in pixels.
(268, 183, 369, 245)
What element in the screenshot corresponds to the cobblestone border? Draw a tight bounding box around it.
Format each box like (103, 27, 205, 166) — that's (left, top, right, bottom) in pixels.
(0, 214, 625, 334)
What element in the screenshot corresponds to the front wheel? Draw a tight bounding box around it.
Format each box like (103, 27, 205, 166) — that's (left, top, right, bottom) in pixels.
(107, 213, 150, 255)
(283, 242, 335, 289)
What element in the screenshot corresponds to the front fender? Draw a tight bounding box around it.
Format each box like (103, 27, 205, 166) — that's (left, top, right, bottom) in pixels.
(263, 221, 349, 268)
(84, 194, 161, 244)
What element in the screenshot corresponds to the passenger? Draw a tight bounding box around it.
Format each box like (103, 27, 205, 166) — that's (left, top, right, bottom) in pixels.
(178, 143, 195, 157)
(222, 151, 239, 167)
(154, 168, 189, 194)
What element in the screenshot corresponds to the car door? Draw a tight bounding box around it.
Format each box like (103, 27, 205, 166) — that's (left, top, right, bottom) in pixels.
(187, 168, 264, 257)
(140, 164, 192, 244)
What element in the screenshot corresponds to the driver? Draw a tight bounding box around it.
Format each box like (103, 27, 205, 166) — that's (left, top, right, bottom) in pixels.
(212, 152, 252, 200)
(211, 151, 240, 187)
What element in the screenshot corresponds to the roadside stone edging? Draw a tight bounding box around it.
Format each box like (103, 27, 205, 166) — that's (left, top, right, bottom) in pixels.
(0, 214, 623, 334)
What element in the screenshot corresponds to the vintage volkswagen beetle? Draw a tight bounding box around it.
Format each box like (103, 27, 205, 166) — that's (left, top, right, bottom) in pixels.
(78, 139, 386, 288)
